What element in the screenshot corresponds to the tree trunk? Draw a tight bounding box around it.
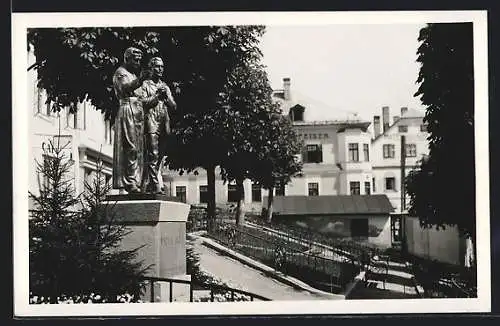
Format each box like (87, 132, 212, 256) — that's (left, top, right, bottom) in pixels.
(235, 178, 245, 226)
(207, 165, 216, 229)
(266, 187, 274, 224)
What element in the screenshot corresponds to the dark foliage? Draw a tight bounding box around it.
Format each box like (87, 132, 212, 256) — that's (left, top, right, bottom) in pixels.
(29, 139, 147, 303)
(406, 23, 475, 239)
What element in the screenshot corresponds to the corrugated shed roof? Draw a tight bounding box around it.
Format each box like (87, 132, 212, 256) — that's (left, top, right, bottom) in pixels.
(263, 195, 394, 215)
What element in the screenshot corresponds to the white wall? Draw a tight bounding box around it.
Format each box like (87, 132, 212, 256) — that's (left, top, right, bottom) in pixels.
(28, 47, 113, 197)
(404, 216, 464, 266)
(368, 216, 391, 248)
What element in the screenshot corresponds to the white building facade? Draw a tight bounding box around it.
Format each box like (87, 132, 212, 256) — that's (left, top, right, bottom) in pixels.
(28, 47, 114, 201)
(371, 106, 429, 214)
(162, 78, 430, 213)
(162, 78, 379, 210)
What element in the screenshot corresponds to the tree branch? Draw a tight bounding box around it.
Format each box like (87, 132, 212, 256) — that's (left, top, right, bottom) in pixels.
(27, 60, 46, 72)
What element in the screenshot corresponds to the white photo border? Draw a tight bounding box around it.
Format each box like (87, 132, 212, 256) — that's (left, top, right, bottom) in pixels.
(12, 10, 491, 317)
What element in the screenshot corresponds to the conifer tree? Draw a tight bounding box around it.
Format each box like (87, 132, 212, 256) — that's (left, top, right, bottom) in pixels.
(29, 138, 147, 303)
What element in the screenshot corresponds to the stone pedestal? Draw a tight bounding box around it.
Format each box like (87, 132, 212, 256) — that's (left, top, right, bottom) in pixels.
(102, 194, 191, 302)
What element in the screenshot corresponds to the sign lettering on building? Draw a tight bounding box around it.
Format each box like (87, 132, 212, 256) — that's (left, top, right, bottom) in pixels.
(297, 133, 329, 139)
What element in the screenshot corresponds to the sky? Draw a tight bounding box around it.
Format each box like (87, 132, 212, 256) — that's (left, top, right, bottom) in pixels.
(259, 24, 427, 122)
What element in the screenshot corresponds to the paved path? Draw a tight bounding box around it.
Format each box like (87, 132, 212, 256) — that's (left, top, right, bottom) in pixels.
(191, 237, 330, 301)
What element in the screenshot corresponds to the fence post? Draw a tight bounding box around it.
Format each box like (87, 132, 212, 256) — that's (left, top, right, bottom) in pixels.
(169, 281, 173, 302)
(231, 290, 235, 301)
(150, 280, 155, 303)
(210, 289, 214, 302)
(189, 283, 193, 302)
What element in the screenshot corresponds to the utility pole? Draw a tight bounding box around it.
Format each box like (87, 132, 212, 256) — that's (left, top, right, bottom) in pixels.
(400, 135, 406, 213)
(400, 135, 407, 253)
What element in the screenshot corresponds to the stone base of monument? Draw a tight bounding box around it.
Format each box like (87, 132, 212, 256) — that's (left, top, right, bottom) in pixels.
(102, 194, 191, 303)
(142, 274, 192, 303)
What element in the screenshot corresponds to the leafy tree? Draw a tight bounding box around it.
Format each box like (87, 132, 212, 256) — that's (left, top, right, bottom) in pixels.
(253, 114, 303, 223)
(27, 26, 265, 224)
(29, 138, 147, 303)
(165, 27, 266, 225)
(406, 23, 475, 264)
(215, 62, 299, 225)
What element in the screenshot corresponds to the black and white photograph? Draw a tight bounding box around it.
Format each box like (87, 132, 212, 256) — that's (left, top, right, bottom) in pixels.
(12, 11, 490, 316)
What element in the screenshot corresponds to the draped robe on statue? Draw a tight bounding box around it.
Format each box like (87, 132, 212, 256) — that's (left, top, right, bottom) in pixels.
(112, 66, 145, 192)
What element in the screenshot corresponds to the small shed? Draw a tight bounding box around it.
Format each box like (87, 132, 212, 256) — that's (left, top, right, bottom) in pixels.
(263, 195, 395, 248)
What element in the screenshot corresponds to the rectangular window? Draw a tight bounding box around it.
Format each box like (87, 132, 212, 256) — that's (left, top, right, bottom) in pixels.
(351, 219, 369, 238)
(199, 185, 208, 204)
(350, 181, 360, 195)
(420, 124, 428, 132)
(83, 102, 87, 130)
(363, 144, 369, 162)
(109, 124, 114, 145)
(398, 125, 408, 133)
(83, 167, 93, 188)
(104, 174, 112, 193)
(372, 177, 376, 193)
(303, 144, 323, 163)
(405, 144, 417, 157)
(36, 87, 42, 114)
(385, 177, 396, 191)
(308, 182, 319, 196)
(73, 110, 79, 129)
(102, 118, 109, 143)
(227, 184, 239, 202)
(65, 108, 71, 128)
(383, 144, 395, 159)
(102, 119, 112, 144)
(275, 182, 285, 196)
(41, 154, 57, 190)
(365, 182, 371, 195)
(251, 183, 262, 202)
(176, 186, 187, 203)
(46, 101, 52, 116)
(348, 143, 359, 162)
(104, 119, 109, 143)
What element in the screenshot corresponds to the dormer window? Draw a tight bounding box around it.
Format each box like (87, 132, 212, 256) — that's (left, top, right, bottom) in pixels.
(289, 104, 305, 122)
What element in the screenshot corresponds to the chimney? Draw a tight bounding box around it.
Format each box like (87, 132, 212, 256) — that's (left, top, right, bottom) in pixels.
(373, 116, 381, 138)
(393, 116, 400, 124)
(382, 106, 390, 132)
(283, 77, 291, 101)
(401, 107, 408, 117)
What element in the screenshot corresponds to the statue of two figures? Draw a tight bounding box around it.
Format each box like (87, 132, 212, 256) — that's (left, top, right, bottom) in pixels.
(111, 47, 176, 194)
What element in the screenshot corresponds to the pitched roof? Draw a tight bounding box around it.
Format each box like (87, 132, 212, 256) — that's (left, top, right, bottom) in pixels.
(263, 195, 394, 216)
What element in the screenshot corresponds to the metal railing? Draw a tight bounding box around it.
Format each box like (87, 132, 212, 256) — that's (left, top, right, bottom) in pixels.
(141, 276, 271, 302)
(245, 217, 384, 262)
(207, 221, 359, 292)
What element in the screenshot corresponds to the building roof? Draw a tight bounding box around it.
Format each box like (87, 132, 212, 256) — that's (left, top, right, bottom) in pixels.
(272, 89, 360, 122)
(263, 195, 394, 216)
(292, 120, 371, 129)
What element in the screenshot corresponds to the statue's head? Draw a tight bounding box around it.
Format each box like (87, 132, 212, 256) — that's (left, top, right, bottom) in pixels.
(148, 57, 164, 79)
(123, 47, 143, 70)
